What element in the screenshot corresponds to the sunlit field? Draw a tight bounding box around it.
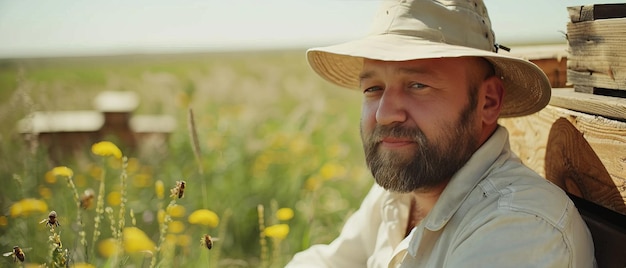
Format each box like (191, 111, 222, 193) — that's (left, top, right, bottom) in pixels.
(0, 50, 374, 267)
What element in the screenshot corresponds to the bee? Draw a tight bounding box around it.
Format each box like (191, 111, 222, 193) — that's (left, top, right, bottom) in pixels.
(40, 210, 60, 228)
(3, 246, 25, 263)
(201, 234, 218, 250)
(79, 189, 95, 209)
(170, 180, 186, 199)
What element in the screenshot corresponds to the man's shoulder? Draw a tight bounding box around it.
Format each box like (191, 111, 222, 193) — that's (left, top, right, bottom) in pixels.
(477, 164, 577, 230)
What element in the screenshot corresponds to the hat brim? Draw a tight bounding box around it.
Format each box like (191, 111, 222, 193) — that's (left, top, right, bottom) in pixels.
(307, 34, 551, 118)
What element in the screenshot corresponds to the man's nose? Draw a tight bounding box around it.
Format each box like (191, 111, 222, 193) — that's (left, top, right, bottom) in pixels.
(375, 89, 408, 125)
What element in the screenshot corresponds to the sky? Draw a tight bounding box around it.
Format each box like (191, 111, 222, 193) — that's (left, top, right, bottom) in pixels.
(0, 0, 623, 58)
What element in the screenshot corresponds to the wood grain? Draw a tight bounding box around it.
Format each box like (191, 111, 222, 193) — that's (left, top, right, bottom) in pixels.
(499, 105, 626, 215)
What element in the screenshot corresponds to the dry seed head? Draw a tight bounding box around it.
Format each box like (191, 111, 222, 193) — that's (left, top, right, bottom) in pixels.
(170, 180, 186, 199)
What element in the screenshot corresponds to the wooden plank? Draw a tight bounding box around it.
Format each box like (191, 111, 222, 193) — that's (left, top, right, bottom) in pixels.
(499, 105, 626, 215)
(567, 69, 626, 92)
(568, 4, 626, 23)
(550, 88, 626, 120)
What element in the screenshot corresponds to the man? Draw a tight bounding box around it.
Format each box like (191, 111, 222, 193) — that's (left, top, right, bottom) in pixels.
(287, 0, 595, 267)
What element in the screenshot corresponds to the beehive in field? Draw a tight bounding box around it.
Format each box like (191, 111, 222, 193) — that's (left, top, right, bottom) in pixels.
(18, 91, 176, 162)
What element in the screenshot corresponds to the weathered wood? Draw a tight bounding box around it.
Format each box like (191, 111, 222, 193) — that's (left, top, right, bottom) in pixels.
(568, 4, 626, 23)
(545, 118, 626, 214)
(566, 18, 626, 91)
(499, 105, 626, 215)
(550, 88, 626, 121)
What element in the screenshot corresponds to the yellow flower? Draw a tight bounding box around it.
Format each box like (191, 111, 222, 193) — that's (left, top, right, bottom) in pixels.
(10, 198, 48, 217)
(98, 238, 119, 258)
(38, 186, 52, 200)
(176, 234, 191, 247)
(320, 162, 346, 180)
(264, 224, 289, 240)
(167, 204, 186, 218)
(44, 171, 57, 184)
(188, 209, 219, 228)
(132, 173, 152, 188)
(107, 191, 122, 206)
(123, 227, 156, 253)
(276, 208, 294, 221)
(168, 220, 185, 234)
(155, 180, 165, 199)
(73, 263, 97, 268)
(51, 166, 73, 178)
(157, 209, 166, 224)
(91, 141, 122, 159)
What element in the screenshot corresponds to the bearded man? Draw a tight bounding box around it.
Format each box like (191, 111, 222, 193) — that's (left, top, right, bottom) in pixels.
(287, 0, 595, 267)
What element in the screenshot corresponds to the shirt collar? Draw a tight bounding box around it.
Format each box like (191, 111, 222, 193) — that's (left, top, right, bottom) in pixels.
(422, 126, 510, 231)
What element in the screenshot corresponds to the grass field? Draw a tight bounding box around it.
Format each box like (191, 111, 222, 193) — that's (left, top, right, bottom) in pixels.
(0, 50, 374, 267)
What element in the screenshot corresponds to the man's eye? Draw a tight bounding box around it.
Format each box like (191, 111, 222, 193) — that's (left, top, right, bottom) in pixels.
(363, 86, 382, 94)
(410, 83, 427, 89)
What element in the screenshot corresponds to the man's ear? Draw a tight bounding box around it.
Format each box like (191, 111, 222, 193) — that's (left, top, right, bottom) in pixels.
(480, 76, 504, 125)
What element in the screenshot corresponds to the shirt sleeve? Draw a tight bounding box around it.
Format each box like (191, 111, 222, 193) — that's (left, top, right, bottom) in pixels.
(285, 184, 386, 268)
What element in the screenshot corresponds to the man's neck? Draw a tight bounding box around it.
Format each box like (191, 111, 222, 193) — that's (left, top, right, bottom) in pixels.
(405, 181, 449, 236)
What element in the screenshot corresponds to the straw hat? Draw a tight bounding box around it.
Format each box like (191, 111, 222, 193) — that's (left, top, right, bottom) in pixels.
(307, 0, 551, 118)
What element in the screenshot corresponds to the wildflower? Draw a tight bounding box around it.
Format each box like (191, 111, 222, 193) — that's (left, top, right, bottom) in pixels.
(155, 180, 164, 199)
(97, 238, 118, 258)
(73, 263, 97, 268)
(91, 141, 122, 159)
(10, 198, 48, 217)
(166, 205, 186, 218)
(320, 162, 346, 180)
(168, 220, 185, 234)
(188, 209, 219, 228)
(157, 209, 166, 224)
(38, 186, 52, 200)
(44, 171, 57, 184)
(123, 227, 156, 253)
(51, 166, 74, 178)
(276, 208, 294, 221)
(176, 234, 191, 247)
(106, 191, 122, 207)
(264, 224, 289, 240)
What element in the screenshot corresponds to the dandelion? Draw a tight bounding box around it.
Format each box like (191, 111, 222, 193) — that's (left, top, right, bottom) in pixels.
(10, 198, 48, 217)
(168, 221, 185, 234)
(155, 180, 165, 199)
(264, 224, 290, 240)
(98, 238, 118, 258)
(276, 208, 294, 221)
(51, 166, 73, 178)
(91, 141, 122, 159)
(188, 209, 219, 228)
(106, 191, 122, 207)
(123, 227, 156, 253)
(73, 263, 97, 268)
(44, 171, 57, 184)
(166, 204, 186, 218)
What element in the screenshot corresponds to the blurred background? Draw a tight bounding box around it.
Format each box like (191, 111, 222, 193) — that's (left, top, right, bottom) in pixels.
(0, 0, 621, 267)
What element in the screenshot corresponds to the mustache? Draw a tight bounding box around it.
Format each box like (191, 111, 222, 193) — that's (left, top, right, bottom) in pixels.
(369, 124, 426, 143)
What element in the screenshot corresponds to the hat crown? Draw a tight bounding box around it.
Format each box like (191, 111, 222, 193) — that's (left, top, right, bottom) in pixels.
(371, 0, 495, 52)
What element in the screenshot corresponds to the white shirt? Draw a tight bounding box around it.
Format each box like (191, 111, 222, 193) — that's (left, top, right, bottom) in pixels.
(286, 126, 596, 268)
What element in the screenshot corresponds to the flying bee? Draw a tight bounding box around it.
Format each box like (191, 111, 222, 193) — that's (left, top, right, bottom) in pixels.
(79, 188, 95, 209)
(170, 180, 186, 199)
(201, 234, 219, 250)
(40, 210, 60, 228)
(3, 246, 25, 263)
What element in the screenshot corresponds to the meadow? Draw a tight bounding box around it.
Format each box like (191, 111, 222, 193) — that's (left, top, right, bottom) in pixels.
(0, 50, 374, 267)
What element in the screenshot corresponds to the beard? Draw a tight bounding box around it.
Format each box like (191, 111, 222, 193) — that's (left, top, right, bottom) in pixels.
(361, 98, 480, 193)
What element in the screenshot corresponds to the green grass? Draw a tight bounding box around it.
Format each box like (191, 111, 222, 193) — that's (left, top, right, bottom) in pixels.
(0, 49, 372, 267)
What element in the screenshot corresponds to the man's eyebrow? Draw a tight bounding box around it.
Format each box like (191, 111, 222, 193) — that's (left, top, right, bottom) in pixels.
(359, 66, 434, 84)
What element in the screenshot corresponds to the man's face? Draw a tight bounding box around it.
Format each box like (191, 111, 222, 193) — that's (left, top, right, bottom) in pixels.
(359, 57, 487, 193)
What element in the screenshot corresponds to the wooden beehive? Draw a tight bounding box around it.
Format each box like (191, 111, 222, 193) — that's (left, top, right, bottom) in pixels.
(500, 4, 626, 216)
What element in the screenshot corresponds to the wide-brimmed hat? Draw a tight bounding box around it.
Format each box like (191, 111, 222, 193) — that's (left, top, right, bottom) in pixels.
(307, 0, 551, 118)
